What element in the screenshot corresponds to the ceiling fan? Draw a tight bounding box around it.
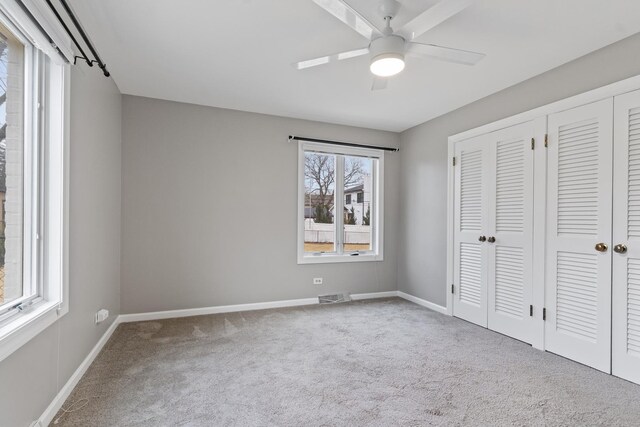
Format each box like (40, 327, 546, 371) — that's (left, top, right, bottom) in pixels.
(296, 0, 485, 90)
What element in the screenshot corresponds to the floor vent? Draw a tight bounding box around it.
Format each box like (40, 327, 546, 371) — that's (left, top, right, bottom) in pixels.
(318, 293, 351, 304)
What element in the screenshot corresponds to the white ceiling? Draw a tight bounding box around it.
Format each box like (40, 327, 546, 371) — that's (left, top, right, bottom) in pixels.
(70, 0, 640, 132)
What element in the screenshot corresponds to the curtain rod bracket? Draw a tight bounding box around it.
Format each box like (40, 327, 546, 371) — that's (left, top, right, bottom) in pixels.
(46, 0, 111, 78)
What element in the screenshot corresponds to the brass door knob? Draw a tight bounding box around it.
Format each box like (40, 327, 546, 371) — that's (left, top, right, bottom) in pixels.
(595, 243, 608, 252)
(614, 244, 628, 254)
(478, 235, 486, 242)
(487, 236, 496, 243)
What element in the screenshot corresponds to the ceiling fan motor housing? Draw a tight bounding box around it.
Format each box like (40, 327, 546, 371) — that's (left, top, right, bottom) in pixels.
(379, 0, 401, 20)
(369, 35, 405, 61)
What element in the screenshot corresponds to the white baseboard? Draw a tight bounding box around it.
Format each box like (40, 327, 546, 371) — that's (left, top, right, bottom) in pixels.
(351, 291, 398, 300)
(118, 297, 319, 323)
(119, 291, 400, 323)
(38, 316, 121, 427)
(397, 291, 448, 315)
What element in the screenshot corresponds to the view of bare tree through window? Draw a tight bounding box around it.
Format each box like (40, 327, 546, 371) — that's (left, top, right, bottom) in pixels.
(303, 150, 374, 253)
(304, 152, 336, 252)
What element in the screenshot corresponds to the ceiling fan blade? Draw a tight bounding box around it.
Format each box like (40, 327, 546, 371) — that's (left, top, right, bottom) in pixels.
(399, 0, 473, 41)
(312, 0, 381, 40)
(406, 42, 485, 65)
(295, 47, 370, 70)
(371, 77, 388, 91)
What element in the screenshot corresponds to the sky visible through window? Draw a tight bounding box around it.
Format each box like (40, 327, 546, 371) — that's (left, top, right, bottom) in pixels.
(303, 153, 371, 198)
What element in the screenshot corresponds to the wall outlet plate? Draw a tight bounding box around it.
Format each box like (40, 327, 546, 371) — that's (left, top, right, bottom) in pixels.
(313, 277, 323, 285)
(95, 309, 109, 324)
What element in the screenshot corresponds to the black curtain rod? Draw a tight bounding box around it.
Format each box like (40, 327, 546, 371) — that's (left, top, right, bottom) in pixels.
(289, 135, 399, 152)
(45, 0, 110, 77)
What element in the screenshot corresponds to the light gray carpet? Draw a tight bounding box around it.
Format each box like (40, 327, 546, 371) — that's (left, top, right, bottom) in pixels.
(52, 298, 640, 426)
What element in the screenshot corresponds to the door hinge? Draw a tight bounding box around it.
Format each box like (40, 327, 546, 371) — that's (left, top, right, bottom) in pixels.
(452, 157, 456, 166)
(451, 284, 455, 294)
(529, 305, 533, 317)
(543, 307, 547, 321)
(544, 134, 548, 148)
(531, 138, 535, 150)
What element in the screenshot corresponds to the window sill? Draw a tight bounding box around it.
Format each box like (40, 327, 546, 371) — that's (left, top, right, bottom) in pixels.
(0, 300, 64, 363)
(298, 253, 383, 265)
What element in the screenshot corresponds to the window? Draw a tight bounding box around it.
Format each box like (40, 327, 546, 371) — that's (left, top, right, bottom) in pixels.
(0, 20, 24, 311)
(298, 141, 383, 264)
(0, 5, 69, 362)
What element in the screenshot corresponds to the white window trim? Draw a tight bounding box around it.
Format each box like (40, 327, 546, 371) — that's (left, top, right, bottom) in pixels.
(297, 141, 384, 264)
(0, 7, 70, 364)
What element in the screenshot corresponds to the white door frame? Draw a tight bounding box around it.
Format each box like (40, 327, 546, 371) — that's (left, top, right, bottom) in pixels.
(447, 73, 640, 352)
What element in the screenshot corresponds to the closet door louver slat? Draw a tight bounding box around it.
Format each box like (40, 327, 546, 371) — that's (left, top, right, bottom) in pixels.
(459, 243, 482, 306)
(496, 139, 525, 233)
(460, 150, 483, 231)
(556, 252, 598, 342)
(494, 246, 524, 318)
(556, 119, 600, 236)
(627, 108, 640, 239)
(626, 260, 640, 355)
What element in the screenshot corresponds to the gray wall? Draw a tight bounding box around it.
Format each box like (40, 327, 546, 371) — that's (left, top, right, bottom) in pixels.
(398, 32, 640, 306)
(0, 66, 122, 425)
(121, 96, 400, 314)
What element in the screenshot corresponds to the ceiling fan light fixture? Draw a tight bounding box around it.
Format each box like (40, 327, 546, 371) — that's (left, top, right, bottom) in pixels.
(370, 53, 405, 77)
(368, 34, 406, 77)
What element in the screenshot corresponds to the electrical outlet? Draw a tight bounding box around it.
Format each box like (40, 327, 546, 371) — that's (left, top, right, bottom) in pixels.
(95, 309, 109, 324)
(313, 277, 323, 285)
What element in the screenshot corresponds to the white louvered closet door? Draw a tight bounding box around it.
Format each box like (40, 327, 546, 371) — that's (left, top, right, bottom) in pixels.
(485, 122, 536, 344)
(545, 99, 613, 373)
(612, 89, 640, 384)
(454, 136, 490, 327)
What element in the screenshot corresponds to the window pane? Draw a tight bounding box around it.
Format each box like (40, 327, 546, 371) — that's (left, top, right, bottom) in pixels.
(0, 24, 24, 307)
(343, 155, 372, 252)
(304, 152, 335, 253)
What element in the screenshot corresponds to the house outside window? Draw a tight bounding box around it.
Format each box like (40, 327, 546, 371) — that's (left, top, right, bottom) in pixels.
(298, 140, 384, 264)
